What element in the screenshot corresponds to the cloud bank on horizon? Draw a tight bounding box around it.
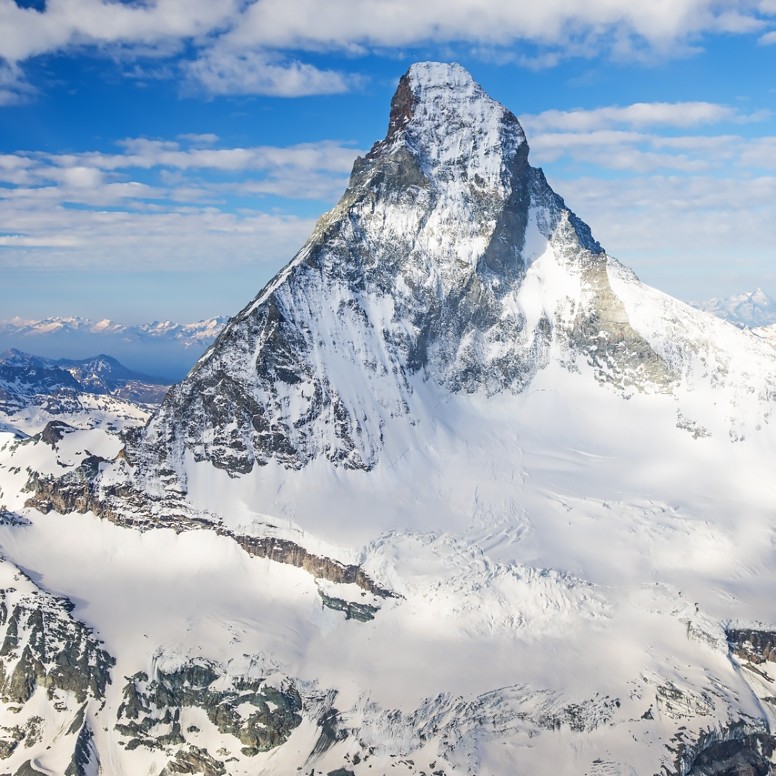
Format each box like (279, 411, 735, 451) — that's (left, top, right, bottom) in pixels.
(1, 0, 775, 322)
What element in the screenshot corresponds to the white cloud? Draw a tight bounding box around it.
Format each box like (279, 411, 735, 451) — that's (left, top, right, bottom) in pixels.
(524, 102, 741, 132)
(527, 129, 745, 171)
(187, 49, 357, 97)
(520, 101, 772, 175)
(0, 204, 316, 272)
(0, 60, 34, 105)
(0, 135, 359, 273)
(0, 0, 773, 102)
(0, 0, 241, 63)
(739, 137, 776, 166)
(758, 29, 776, 42)
(177, 133, 220, 145)
(1, 136, 360, 193)
(224, 0, 775, 52)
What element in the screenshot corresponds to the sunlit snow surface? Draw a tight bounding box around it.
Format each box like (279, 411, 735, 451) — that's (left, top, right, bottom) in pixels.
(0, 62, 776, 775)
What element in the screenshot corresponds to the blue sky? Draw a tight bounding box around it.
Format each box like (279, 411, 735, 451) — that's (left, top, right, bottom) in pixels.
(1, 0, 775, 324)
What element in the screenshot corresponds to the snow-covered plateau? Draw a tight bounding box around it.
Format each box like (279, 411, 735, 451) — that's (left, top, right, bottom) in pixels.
(1, 62, 776, 776)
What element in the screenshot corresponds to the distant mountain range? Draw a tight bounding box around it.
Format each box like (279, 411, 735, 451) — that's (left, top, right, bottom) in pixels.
(0, 315, 228, 379)
(691, 288, 776, 328)
(0, 315, 227, 346)
(0, 348, 169, 410)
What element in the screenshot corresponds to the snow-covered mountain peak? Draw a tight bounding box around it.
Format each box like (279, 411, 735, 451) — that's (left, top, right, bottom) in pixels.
(120, 62, 776, 481)
(693, 287, 776, 328)
(382, 61, 528, 190)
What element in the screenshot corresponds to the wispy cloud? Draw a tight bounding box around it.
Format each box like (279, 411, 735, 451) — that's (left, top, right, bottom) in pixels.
(187, 49, 360, 97)
(0, 60, 34, 105)
(521, 100, 773, 174)
(0, 134, 361, 271)
(0, 204, 317, 272)
(524, 102, 763, 132)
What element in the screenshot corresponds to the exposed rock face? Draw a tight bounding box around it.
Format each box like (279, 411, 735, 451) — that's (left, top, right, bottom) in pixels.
(0, 579, 114, 706)
(117, 662, 302, 757)
(727, 629, 776, 665)
(0, 349, 169, 407)
(675, 722, 776, 776)
(0, 561, 115, 773)
(24, 466, 396, 601)
(158, 745, 226, 775)
(0, 361, 82, 414)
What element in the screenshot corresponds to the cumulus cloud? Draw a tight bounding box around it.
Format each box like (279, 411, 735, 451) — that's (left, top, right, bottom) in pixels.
(187, 49, 358, 97)
(224, 0, 771, 51)
(0, 0, 241, 63)
(0, 0, 774, 99)
(523, 102, 756, 132)
(0, 134, 360, 273)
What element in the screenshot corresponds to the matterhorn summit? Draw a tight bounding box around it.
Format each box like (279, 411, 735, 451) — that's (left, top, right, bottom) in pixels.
(136, 63, 697, 483)
(2, 62, 776, 776)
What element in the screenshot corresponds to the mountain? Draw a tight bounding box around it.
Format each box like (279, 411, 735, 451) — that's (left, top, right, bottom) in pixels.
(2, 62, 776, 776)
(0, 315, 228, 347)
(0, 315, 228, 380)
(0, 348, 167, 436)
(692, 288, 776, 328)
(0, 349, 169, 403)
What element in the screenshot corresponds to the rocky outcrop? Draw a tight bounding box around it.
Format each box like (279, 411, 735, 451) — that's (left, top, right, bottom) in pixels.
(0, 579, 114, 705)
(667, 721, 776, 776)
(24, 467, 396, 602)
(727, 628, 776, 665)
(0, 562, 115, 774)
(65, 717, 99, 776)
(158, 746, 226, 775)
(38, 420, 75, 447)
(116, 662, 302, 757)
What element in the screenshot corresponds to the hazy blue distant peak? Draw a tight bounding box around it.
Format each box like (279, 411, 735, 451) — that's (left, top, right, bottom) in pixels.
(691, 289, 776, 328)
(0, 315, 229, 346)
